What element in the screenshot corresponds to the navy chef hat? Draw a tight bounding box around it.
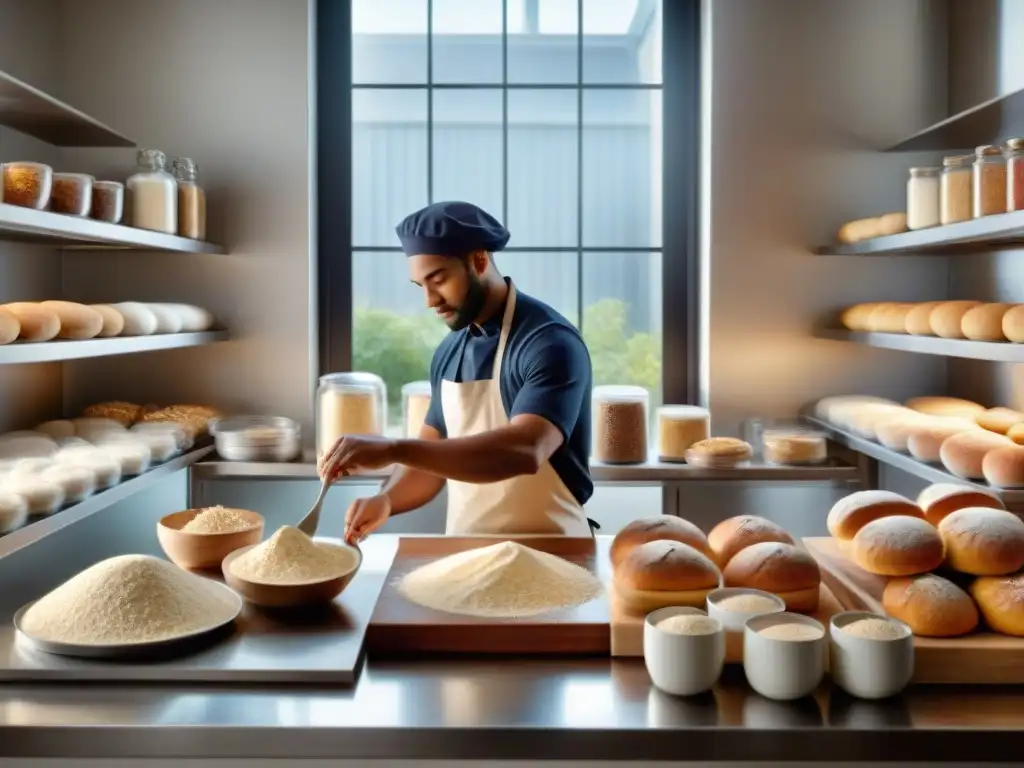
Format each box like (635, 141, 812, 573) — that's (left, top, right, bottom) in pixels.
(395, 201, 510, 257)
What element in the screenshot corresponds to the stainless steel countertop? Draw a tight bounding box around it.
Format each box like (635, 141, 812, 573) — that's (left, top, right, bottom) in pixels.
(2, 535, 1024, 761)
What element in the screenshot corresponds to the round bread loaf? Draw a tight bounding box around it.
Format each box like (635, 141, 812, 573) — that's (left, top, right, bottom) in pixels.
(906, 420, 981, 463)
(961, 302, 1015, 341)
(983, 445, 1024, 488)
(930, 301, 983, 338)
(866, 303, 914, 334)
(89, 304, 125, 337)
(938, 507, 1024, 576)
(1, 302, 60, 342)
(721, 541, 821, 613)
(840, 303, 883, 331)
(851, 515, 945, 576)
(0, 307, 19, 345)
(940, 430, 1013, 480)
(826, 490, 924, 541)
(614, 540, 721, 615)
(609, 516, 713, 568)
(707, 515, 794, 567)
(976, 407, 1024, 435)
(904, 302, 942, 335)
(882, 574, 979, 637)
(874, 413, 933, 452)
(970, 573, 1024, 637)
(1001, 304, 1024, 343)
(906, 396, 986, 420)
(916, 482, 1005, 526)
(39, 301, 104, 340)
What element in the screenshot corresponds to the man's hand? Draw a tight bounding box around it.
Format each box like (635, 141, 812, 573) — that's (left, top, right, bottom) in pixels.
(344, 494, 392, 544)
(320, 435, 399, 482)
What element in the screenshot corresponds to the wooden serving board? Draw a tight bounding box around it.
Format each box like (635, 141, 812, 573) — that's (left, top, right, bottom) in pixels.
(804, 536, 1024, 684)
(366, 536, 611, 655)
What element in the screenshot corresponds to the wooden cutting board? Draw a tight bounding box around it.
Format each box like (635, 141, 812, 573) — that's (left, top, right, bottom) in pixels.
(804, 536, 1024, 684)
(366, 536, 611, 655)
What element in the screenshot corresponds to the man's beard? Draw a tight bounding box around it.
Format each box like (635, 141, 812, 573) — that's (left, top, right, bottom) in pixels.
(446, 273, 487, 331)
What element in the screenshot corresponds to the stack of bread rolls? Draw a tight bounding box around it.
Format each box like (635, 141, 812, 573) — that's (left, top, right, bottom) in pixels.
(827, 487, 1024, 638)
(839, 300, 1024, 342)
(0, 301, 215, 345)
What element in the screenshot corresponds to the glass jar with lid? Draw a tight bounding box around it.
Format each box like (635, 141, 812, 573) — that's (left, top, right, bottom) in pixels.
(657, 405, 709, 463)
(127, 148, 177, 233)
(316, 372, 387, 459)
(761, 424, 827, 466)
(906, 167, 939, 230)
(592, 385, 648, 464)
(401, 381, 432, 438)
(973, 144, 1007, 218)
(1007, 137, 1024, 212)
(172, 157, 207, 240)
(940, 155, 972, 225)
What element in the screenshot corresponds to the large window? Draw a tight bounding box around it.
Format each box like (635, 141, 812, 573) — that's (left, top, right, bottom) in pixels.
(319, 0, 698, 428)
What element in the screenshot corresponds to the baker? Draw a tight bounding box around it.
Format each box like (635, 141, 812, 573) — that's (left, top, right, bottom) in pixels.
(320, 200, 596, 542)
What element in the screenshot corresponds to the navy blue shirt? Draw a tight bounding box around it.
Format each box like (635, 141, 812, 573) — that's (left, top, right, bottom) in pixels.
(424, 281, 594, 505)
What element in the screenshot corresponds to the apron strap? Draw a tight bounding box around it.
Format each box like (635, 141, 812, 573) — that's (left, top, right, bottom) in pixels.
(490, 280, 518, 381)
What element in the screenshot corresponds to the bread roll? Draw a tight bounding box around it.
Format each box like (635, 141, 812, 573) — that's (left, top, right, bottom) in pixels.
(826, 490, 924, 541)
(1008, 423, 1024, 446)
(842, 405, 916, 440)
(1001, 304, 1024, 343)
(865, 303, 914, 333)
(814, 395, 896, 423)
(851, 515, 945, 576)
(940, 430, 1013, 480)
(962, 302, 1015, 341)
(0, 307, 19, 345)
(905, 302, 942, 335)
(89, 304, 125, 337)
(721, 541, 821, 613)
(613, 539, 721, 614)
(982, 445, 1024, 488)
(882, 574, 979, 637)
(976, 406, 1024, 435)
(153, 303, 214, 332)
(609, 516, 713, 568)
(874, 413, 932, 452)
(877, 212, 908, 236)
(907, 421, 981, 463)
(707, 515, 794, 567)
(837, 217, 881, 244)
(930, 301, 983, 338)
(906, 396, 986, 420)
(145, 303, 183, 334)
(938, 507, 1024, 575)
(111, 302, 158, 336)
(82, 401, 145, 428)
(916, 482, 1005, 526)
(38, 301, 103, 340)
(1, 303, 59, 342)
(970, 573, 1024, 636)
(840, 303, 884, 331)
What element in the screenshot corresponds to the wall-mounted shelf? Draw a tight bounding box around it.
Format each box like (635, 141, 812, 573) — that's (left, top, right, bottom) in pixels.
(0, 204, 225, 254)
(0, 69, 133, 147)
(813, 328, 1024, 363)
(815, 209, 1024, 256)
(0, 331, 228, 365)
(884, 85, 1024, 153)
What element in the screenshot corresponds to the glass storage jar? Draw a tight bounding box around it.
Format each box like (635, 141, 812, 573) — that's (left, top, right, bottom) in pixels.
(90, 180, 124, 223)
(402, 380, 432, 438)
(940, 155, 972, 225)
(657, 405, 710, 463)
(906, 167, 940, 230)
(973, 144, 1007, 218)
(127, 148, 177, 233)
(2, 162, 52, 209)
(209, 415, 300, 462)
(49, 173, 94, 217)
(316, 372, 387, 459)
(762, 426, 827, 466)
(172, 157, 207, 240)
(1007, 137, 1024, 212)
(592, 385, 648, 464)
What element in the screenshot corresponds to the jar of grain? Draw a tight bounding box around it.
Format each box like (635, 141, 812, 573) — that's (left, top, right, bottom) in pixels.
(316, 372, 387, 459)
(172, 157, 207, 240)
(762, 428, 827, 466)
(657, 405, 709, 463)
(940, 155, 972, 225)
(973, 144, 1007, 218)
(1007, 137, 1024, 212)
(90, 181, 124, 223)
(592, 385, 648, 465)
(2, 162, 52, 209)
(402, 380, 432, 438)
(50, 173, 94, 217)
(906, 167, 939, 230)
(127, 149, 177, 233)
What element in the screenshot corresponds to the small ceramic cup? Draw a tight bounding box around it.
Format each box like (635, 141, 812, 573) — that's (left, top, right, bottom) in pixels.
(829, 611, 914, 700)
(743, 612, 827, 701)
(644, 606, 725, 696)
(707, 587, 786, 662)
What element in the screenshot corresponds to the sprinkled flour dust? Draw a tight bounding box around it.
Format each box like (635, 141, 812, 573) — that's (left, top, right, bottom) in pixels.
(182, 505, 255, 534)
(228, 526, 357, 584)
(841, 617, 905, 640)
(20, 555, 237, 645)
(397, 541, 604, 618)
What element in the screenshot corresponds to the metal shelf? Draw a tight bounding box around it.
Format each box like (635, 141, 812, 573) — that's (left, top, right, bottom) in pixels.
(884, 85, 1024, 153)
(813, 327, 1024, 363)
(0, 69, 133, 147)
(0, 331, 228, 364)
(0, 445, 215, 559)
(814, 209, 1024, 256)
(804, 416, 1024, 505)
(0, 204, 225, 254)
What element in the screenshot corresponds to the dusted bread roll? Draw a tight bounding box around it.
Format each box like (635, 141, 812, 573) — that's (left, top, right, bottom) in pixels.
(151, 303, 214, 332)
(882, 574, 979, 637)
(840, 303, 884, 331)
(976, 407, 1024, 434)
(0, 307, 19, 345)
(940, 430, 1013, 479)
(609, 516, 713, 568)
(916, 482, 1005, 526)
(906, 396, 986, 420)
(814, 395, 897, 423)
(929, 301, 983, 338)
(38, 301, 103, 340)
(865, 303, 914, 333)
(970, 573, 1024, 637)
(842, 405, 917, 440)
(1001, 304, 1024, 343)
(851, 516, 945, 576)
(826, 490, 924, 541)
(1, 302, 59, 342)
(707, 514, 794, 568)
(721, 541, 821, 613)
(907, 421, 981, 463)
(613, 540, 721, 614)
(938, 507, 1024, 576)
(905, 302, 942, 335)
(874, 413, 933, 452)
(111, 302, 158, 336)
(88, 304, 124, 337)
(961, 302, 1015, 341)
(145, 303, 183, 334)
(983, 445, 1024, 488)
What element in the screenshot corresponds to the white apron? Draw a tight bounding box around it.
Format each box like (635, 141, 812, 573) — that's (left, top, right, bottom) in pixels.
(440, 282, 593, 537)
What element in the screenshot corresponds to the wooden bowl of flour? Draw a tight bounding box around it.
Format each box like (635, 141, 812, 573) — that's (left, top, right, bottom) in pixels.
(157, 508, 264, 570)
